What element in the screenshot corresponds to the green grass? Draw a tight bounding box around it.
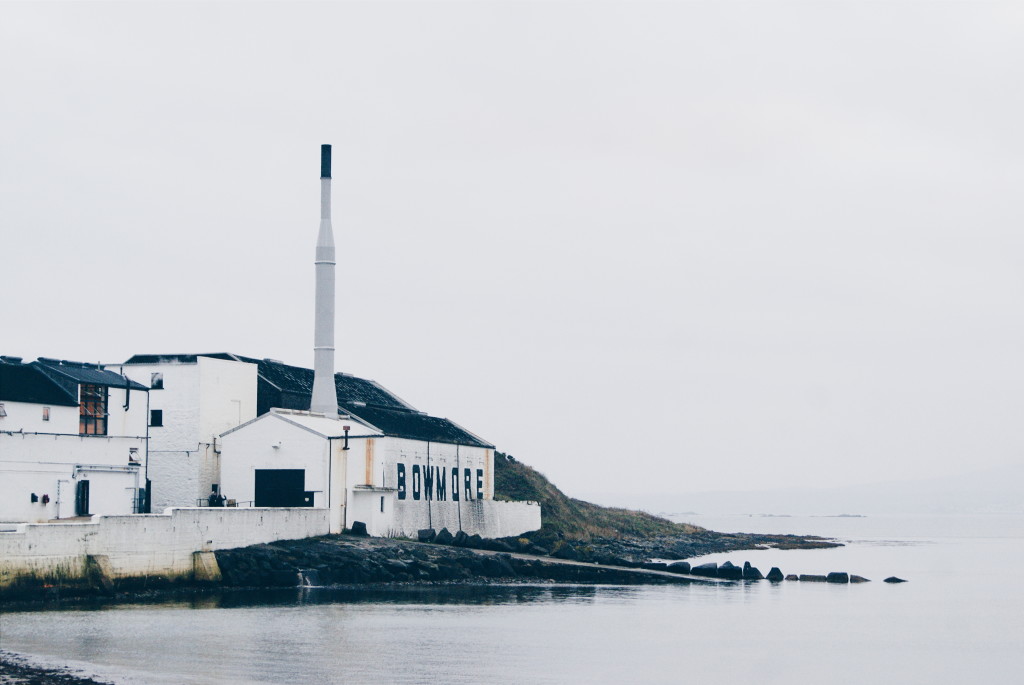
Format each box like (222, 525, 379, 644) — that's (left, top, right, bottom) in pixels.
(493, 451, 702, 541)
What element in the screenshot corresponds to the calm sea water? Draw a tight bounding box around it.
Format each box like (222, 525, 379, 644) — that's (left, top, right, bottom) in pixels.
(2, 514, 1022, 684)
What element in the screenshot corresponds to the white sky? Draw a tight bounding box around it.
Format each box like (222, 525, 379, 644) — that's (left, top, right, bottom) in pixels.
(3, 1, 1023, 498)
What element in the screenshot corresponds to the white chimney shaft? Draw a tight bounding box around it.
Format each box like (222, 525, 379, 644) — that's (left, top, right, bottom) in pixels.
(310, 144, 340, 416)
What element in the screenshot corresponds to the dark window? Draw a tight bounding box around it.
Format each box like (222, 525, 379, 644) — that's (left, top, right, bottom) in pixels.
(42, 406, 50, 421)
(150, 409, 163, 427)
(79, 384, 107, 435)
(151, 372, 163, 389)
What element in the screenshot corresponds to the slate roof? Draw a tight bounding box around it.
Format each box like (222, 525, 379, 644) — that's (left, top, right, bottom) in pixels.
(0, 359, 79, 406)
(35, 358, 147, 393)
(344, 403, 493, 448)
(122, 352, 491, 447)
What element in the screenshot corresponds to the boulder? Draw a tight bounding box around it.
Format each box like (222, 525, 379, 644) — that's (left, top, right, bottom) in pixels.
(434, 528, 454, 545)
(799, 574, 827, 582)
(642, 562, 669, 572)
(743, 562, 764, 580)
(667, 561, 692, 575)
(453, 531, 470, 547)
(849, 575, 870, 583)
(349, 521, 368, 536)
(467, 534, 484, 549)
(884, 576, 907, 583)
(417, 528, 436, 543)
(691, 562, 718, 577)
(826, 572, 849, 584)
(718, 562, 743, 580)
(766, 567, 784, 582)
(785, 574, 799, 581)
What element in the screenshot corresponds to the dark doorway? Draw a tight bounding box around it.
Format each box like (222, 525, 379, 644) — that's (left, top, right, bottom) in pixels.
(254, 469, 310, 507)
(74, 479, 90, 516)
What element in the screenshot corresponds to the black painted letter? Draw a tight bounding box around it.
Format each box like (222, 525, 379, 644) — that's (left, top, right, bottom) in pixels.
(476, 468, 484, 500)
(434, 466, 446, 501)
(412, 464, 421, 500)
(397, 463, 406, 500)
(464, 468, 473, 501)
(451, 467, 459, 502)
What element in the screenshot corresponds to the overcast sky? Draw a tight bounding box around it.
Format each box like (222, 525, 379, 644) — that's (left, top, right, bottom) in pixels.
(3, 1, 1023, 501)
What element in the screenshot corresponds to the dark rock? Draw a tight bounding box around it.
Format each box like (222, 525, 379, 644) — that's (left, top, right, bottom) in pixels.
(434, 528, 454, 545)
(884, 576, 907, 583)
(453, 531, 470, 547)
(467, 534, 484, 549)
(785, 574, 799, 581)
(718, 562, 743, 580)
(849, 575, 870, 583)
(766, 567, 784, 582)
(826, 572, 849, 584)
(691, 562, 718, 577)
(552, 544, 580, 561)
(642, 562, 669, 571)
(667, 561, 691, 574)
(743, 562, 764, 580)
(417, 528, 436, 543)
(528, 545, 550, 556)
(799, 574, 828, 582)
(349, 521, 368, 536)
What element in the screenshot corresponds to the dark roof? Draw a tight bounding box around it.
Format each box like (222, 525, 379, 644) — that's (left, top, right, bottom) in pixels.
(35, 358, 148, 391)
(124, 352, 413, 410)
(0, 359, 79, 406)
(122, 351, 491, 446)
(346, 403, 493, 448)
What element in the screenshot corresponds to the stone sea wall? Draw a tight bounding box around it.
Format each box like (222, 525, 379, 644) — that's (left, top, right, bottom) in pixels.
(0, 507, 329, 596)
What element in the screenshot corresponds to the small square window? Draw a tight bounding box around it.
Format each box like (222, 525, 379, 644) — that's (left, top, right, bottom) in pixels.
(42, 406, 50, 421)
(150, 409, 163, 427)
(129, 447, 140, 464)
(150, 373, 164, 390)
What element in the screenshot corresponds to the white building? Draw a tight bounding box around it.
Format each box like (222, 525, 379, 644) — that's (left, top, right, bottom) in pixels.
(0, 356, 149, 523)
(109, 354, 257, 511)
(217, 403, 540, 538)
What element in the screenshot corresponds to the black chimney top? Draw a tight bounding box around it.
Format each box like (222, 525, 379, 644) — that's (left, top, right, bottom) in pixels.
(321, 144, 331, 179)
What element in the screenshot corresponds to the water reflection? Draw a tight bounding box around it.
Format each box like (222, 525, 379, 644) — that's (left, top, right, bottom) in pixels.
(8, 583, 642, 615)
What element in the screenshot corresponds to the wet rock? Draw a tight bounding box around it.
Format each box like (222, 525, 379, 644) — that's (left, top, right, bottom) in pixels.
(785, 574, 799, 581)
(453, 531, 470, 547)
(417, 528, 436, 543)
(849, 575, 870, 583)
(743, 562, 764, 580)
(467, 534, 484, 549)
(349, 521, 368, 536)
(718, 561, 743, 580)
(434, 528, 454, 545)
(826, 572, 849, 584)
(766, 567, 784, 582)
(884, 576, 907, 583)
(691, 562, 718, 577)
(799, 574, 828, 582)
(667, 561, 691, 575)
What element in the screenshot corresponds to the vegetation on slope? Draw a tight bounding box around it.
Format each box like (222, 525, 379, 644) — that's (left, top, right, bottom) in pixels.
(493, 451, 702, 541)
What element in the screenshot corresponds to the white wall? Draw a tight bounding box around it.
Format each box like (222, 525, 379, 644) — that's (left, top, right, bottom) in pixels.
(387, 498, 541, 539)
(0, 400, 78, 433)
(1, 432, 146, 523)
(118, 357, 257, 508)
(0, 507, 329, 588)
(219, 415, 332, 508)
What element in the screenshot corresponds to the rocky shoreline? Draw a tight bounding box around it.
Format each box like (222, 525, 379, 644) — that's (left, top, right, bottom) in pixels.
(0, 652, 112, 685)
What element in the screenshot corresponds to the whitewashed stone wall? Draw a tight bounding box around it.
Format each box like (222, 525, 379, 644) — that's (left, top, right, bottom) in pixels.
(0, 507, 329, 587)
(386, 499, 541, 539)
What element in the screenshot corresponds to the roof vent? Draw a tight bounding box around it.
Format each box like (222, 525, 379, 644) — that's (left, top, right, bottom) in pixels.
(0, 356, 23, 364)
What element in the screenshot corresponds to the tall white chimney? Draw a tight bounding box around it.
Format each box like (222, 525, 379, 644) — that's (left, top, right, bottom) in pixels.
(310, 144, 340, 416)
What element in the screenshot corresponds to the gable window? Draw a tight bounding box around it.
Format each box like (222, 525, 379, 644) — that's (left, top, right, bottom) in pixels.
(151, 372, 163, 389)
(42, 406, 50, 421)
(79, 384, 107, 435)
(150, 409, 163, 427)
